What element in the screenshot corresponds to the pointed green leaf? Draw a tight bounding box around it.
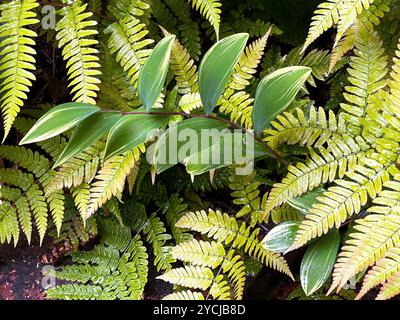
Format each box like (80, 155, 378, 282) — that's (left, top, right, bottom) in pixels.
(253, 66, 312, 134)
(138, 35, 176, 110)
(104, 112, 173, 160)
(20, 103, 100, 145)
(153, 117, 228, 174)
(300, 230, 340, 296)
(262, 221, 301, 253)
(54, 112, 121, 168)
(199, 33, 249, 114)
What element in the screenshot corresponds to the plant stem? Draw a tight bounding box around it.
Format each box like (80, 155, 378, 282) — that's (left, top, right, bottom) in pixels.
(107, 109, 288, 166)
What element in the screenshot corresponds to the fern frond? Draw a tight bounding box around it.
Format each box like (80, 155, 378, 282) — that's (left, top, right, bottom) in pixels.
(303, 0, 344, 50)
(289, 159, 397, 251)
(0, 0, 39, 140)
(339, 23, 388, 138)
(172, 239, 225, 268)
(46, 284, 105, 300)
(47, 140, 104, 193)
(329, 214, 400, 294)
(190, 0, 221, 40)
(270, 204, 304, 224)
(377, 271, 400, 300)
(157, 265, 214, 290)
(218, 89, 253, 129)
(228, 32, 269, 91)
(87, 146, 143, 217)
(264, 107, 347, 150)
(334, 0, 375, 47)
(176, 209, 292, 277)
(179, 92, 202, 113)
(105, 14, 154, 86)
(265, 136, 369, 214)
(56, 2, 101, 104)
(163, 290, 205, 300)
(329, 25, 356, 73)
(356, 246, 400, 299)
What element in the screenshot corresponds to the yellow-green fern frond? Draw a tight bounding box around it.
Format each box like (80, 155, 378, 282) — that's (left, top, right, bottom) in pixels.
(176, 209, 292, 277)
(334, 0, 375, 47)
(368, 178, 400, 215)
(229, 32, 270, 91)
(329, 214, 400, 294)
(47, 140, 104, 193)
(158, 265, 214, 290)
(56, 2, 101, 104)
(329, 25, 356, 73)
(356, 246, 400, 299)
(265, 135, 369, 214)
(190, 0, 221, 40)
(303, 0, 344, 50)
(162, 28, 199, 94)
(218, 89, 253, 129)
(179, 92, 202, 113)
(163, 290, 204, 300)
(376, 271, 400, 300)
(264, 107, 347, 149)
(289, 159, 398, 251)
(269, 204, 304, 224)
(105, 14, 154, 86)
(172, 239, 225, 268)
(229, 171, 262, 225)
(339, 24, 388, 137)
(87, 146, 143, 217)
(0, 0, 39, 141)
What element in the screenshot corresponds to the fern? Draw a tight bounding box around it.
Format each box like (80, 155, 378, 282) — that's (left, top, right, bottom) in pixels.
(0, 145, 67, 244)
(0, 0, 39, 140)
(190, 0, 221, 40)
(46, 219, 149, 300)
(56, 2, 101, 104)
(105, 14, 154, 87)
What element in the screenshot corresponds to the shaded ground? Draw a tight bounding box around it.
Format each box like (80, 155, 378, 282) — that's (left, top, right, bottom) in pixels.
(0, 237, 51, 300)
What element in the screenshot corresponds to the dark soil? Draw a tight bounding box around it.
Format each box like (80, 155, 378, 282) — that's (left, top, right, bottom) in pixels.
(0, 237, 52, 300)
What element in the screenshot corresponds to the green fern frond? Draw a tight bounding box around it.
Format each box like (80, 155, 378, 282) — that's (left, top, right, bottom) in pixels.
(190, 0, 221, 40)
(56, 2, 101, 104)
(0, 0, 39, 140)
(46, 284, 105, 300)
(269, 204, 304, 224)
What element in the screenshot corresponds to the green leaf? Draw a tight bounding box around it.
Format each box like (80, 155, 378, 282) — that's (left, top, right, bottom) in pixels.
(53, 112, 121, 168)
(152, 117, 228, 174)
(20, 103, 100, 145)
(252, 66, 311, 134)
(287, 187, 326, 215)
(185, 136, 267, 175)
(104, 113, 172, 160)
(300, 230, 340, 296)
(262, 221, 301, 253)
(138, 35, 176, 110)
(199, 33, 249, 114)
